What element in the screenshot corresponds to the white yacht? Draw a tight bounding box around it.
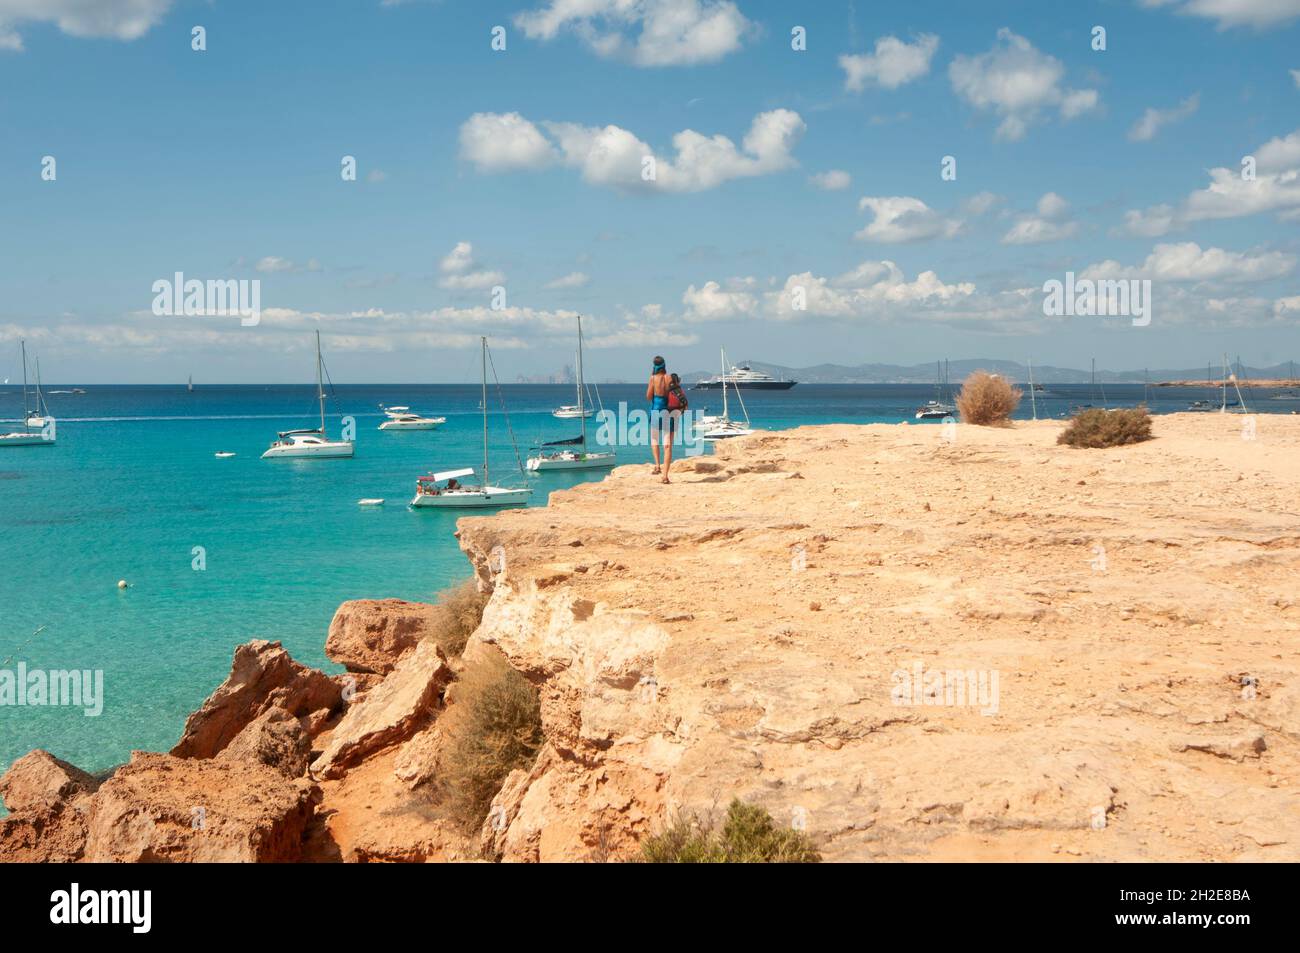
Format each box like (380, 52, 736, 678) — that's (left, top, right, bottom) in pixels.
(1, 341, 55, 447)
(411, 338, 533, 508)
(378, 406, 446, 431)
(262, 331, 354, 459)
(915, 360, 956, 420)
(529, 316, 616, 472)
(694, 364, 796, 390)
(25, 354, 51, 429)
(552, 404, 594, 419)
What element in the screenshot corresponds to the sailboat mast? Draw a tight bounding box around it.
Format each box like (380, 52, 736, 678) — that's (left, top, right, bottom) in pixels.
(720, 347, 729, 419)
(482, 337, 489, 486)
(315, 330, 325, 434)
(20, 340, 30, 430)
(1028, 357, 1038, 421)
(576, 316, 587, 450)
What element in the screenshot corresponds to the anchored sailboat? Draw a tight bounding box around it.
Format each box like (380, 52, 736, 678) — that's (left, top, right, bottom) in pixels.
(915, 359, 956, 419)
(702, 347, 755, 440)
(1, 340, 56, 447)
(411, 337, 533, 507)
(528, 316, 616, 471)
(262, 331, 354, 458)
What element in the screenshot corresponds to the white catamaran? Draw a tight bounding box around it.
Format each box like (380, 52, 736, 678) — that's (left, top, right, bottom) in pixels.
(1, 340, 56, 447)
(701, 347, 755, 440)
(528, 316, 616, 472)
(411, 337, 533, 508)
(262, 331, 354, 459)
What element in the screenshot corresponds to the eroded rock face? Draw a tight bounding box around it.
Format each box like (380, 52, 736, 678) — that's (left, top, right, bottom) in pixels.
(326, 599, 436, 675)
(0, 799, 89, 862)
(84, 752, 317, 862)
(217, 708, 311, 778)
(171, 640, 342, 759)
(0, 750, 99, 813)
(311, 641, 452, 780)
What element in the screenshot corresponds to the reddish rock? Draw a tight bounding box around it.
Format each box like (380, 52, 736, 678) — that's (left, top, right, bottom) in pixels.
(84, 751, 317, 862)
(0, 750, 99, 813)
(311, 641, 452, 779)
(0, 799, 89, 862)
(171, 640, 341, 759)
(325, 599, 437, 675)
(216, 708, 311, 778)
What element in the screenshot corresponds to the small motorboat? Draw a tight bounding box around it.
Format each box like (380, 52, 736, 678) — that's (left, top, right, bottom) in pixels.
(214, 451, 236, 458)
(358, 498, 385, 506)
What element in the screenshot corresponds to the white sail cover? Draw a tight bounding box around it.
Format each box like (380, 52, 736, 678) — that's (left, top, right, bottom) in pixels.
(432, 467, 475, 481)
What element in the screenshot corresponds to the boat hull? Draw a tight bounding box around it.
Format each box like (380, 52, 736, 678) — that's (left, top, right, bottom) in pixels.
(379, 419, 444, 430)
(410, 486, 532, 508)
(0, 433, 55, 447)
(526, 452, 616, 471)
(693, 380, 796, 390)
(261, 442, 354, 459)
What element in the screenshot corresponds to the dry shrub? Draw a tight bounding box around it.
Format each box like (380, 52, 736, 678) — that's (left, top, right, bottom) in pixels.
(1058, 407, 1153, 449)
(641, 799, 821, 864)
(438, 650, 542, 831)
(428, 578, 489, 658)
(955, 371, 1021, 426)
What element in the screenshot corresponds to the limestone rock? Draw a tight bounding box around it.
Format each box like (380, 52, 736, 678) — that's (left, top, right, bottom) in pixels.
(216, 708, 311, 777)
(0, 750, 99, 813)
(326, 599, 436, 675)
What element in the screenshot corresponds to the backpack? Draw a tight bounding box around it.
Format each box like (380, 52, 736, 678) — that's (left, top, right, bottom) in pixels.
(667, 385, 688, 411)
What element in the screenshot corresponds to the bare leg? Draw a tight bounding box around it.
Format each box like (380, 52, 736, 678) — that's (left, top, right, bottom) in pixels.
(650, 419, 661, 473)
(662, 422, 674, 482)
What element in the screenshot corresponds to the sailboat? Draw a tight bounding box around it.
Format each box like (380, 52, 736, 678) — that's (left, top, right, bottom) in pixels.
(702, 347, 754, 440)
(187, 375, 194, 393)
(411, 337, 533, 507)
(1072, 358, 1107, 413)
(261, 331, 354, 458)
(1219, 353, 1249, 414)
(1271, 361, 1300, 400)
(26, 355, 51, 428)
(915, 359, 956, 419)
(1, 340, 56, 447)
(528, 316, 616, 471)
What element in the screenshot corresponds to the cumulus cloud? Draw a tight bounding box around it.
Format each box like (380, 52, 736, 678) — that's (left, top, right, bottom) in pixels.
(839, 34, 939, 91)
(0, 0, 172, 51)
(438, 241, 505, 290)
(1128, 93, 1200, 142)
(1140, 0, 1300, 29)
(681, 280, 758, 320)
(1081, 241, 1296, 283)
(1121, 127, 1300, 234)
(459, 108, 805, 193)
(513, 0, 753, 67)
(808, 169, 851, 191)
(254, 257, 322, 274)
(1001, 192, 1079, 244)
(855, 196, 962, 243)
(949, 28, 1100, 140)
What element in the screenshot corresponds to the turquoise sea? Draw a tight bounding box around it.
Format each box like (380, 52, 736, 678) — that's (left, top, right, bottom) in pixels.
(2, 381, 1295, 781)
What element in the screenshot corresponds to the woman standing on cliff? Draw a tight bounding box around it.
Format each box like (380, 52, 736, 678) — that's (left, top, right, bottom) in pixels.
(647, 355, 673, 482)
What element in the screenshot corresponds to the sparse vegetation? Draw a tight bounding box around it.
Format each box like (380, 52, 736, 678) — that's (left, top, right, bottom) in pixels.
(1058, 407, 1154, 449)
(641, 799, 821, 863)
(955, 370, 1021, 426)
(439, 650, 542, 831)
(428, 578, 489, 658)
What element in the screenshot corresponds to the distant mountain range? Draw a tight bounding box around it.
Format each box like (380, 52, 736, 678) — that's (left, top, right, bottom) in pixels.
(681, 359, 1300, 385)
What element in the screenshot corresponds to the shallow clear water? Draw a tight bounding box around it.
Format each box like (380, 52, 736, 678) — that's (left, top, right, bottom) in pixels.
(0, 381, 1292, 777)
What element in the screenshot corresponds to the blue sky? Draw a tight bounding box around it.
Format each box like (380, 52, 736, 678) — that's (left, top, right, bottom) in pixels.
(1, 0, 1298, 383)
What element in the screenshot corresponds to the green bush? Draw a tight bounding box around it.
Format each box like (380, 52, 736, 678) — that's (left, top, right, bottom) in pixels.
(641, 799, 821, 863)
(1058, 407, 1154, 448)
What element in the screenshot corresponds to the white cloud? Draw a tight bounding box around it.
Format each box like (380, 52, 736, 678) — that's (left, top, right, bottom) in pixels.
(460, 108, 805, 193)
(1292, 68, 1300, 88)
(438, 241, 504, 290)
(0, 0, 172, 51)
(543, 271, 590, 290)
(458, 112, 557, 172)
(839, 34, 939, 91)
(1081, 241, 1296, 283)
(808, 169, 851, 191)
(1121, 126, 1300, 233)
(681, 280, 758, 320)
(514, 0, 753, 67)
(1140, 0, 1300, 29)
(1128, 93, 1200, 142)
(855, 196, 962, 243)
(1001, 192, 1079, 244)
(254, 257, 322, 274)
(949, 28, 1100, 140)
